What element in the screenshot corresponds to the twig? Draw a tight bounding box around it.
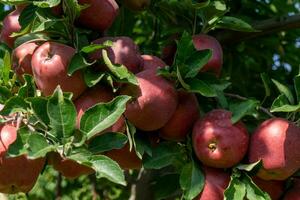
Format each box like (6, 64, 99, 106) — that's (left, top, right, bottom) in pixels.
(55, 174, 62, 200)
(215, 13, 300, 45)
(224, 93, 276, 118)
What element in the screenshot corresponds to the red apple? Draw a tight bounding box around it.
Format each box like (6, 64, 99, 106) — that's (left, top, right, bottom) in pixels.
(91, 37, 142, 73)
(192, 34, 223, 76)
(121, 69, 178, 131)
(124, 0, 151, 11)
(75, 86, 125, 133)
(12, 42, 39, 81)
(48, 152, 94, 179)
(283, 178, 300, 200)
(31, 42, 87, 99)
(77, 0, 119, 31)
(0, 6, 23, 48)
(105, 143, 142, 170)
(252, 177, 284, 200)
(141, 55, 166, 71)
(159, 90, 199, 141)
(248, 118, 300, 180)
(195, 166, 230, 200)
(0, 124, 45, 194)
(192, 109, 249, 168)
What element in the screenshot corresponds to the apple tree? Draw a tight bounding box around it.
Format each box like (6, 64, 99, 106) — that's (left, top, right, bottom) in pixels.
(0, 0, 300, 200)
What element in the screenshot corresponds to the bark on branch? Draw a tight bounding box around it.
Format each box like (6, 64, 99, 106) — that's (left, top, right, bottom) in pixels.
(215, 13, 300, 45)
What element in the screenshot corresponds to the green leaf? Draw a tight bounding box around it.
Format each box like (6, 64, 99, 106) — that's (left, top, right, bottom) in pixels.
(26, 97, 50, 124)
(0, 96, 29, 115)
(135, 133, 152, 159)
(185, 49, 212, 78)
(88, 132, 128, 154)
(236, 160, 262, 172)
(32, 0, 61, 8)
(270, 94, 300, 112)
(18, 74, 36, 98)
(80, 95, 131, 140)
(272, 79, 294, 104)
(294, 75, 300, 103)
(243, 174, 271, 200)
(14, 33, 49, 48)
(0, 86, 12, 103)
(68, 53, 95, 75)
(47, 86, 77, 140)
(180, 162, 205, 200)
(81, 42, 112, 54)
(185, 78, 217, 97)
(143, 142, 184, 169)
(1, 51, 11, 85)
(191, 0, 210, 9)
(224, 177, 246, 200)
(102, 50, 138, 86)
(83, 69, 106, 87)
(176, 31, 195, 65)
(216, 16, 257, 32)
(152, 174, 181, 200)
(27, 134, 55, 159)
(7, 127, 30, 157)
(230, 99, 259, 124)
(89, 155, 126, 186)
(260, 73, 271, 98)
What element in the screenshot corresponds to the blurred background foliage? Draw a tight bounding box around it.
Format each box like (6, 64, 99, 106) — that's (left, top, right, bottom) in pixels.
(1, 0, 300, 199)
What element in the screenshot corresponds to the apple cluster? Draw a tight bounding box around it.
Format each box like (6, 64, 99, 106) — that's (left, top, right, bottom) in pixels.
(0, 1, 300, 199)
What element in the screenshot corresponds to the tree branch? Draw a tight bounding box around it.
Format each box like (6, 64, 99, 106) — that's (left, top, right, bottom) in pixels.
(216, 13, 300, 44)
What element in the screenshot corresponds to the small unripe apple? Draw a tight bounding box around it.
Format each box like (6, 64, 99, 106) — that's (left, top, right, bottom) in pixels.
(31, 42, 87, 99)
(160, 90, 199, 141)
(252, 177, 284, 200)
(283, 178, 300, 200)
(105, 143, 142, 170)
(75, 86, 125, 133)
(248, 118, 300, 180)
(124, 0, 151, 11)
(0, 124, 45, 194)
(195, 166, 230, 200)
(193, 109, 249, 168)
(192, 34, 223, 76)
(48, 152, 94, 179)
(12, 42, 39, 81)
(91, 37, 142, 73)
(77, 0, 119, 31)
(0, 6, 23, 48)
(121, 69, 178, 131)
(141, 55, 166, 71)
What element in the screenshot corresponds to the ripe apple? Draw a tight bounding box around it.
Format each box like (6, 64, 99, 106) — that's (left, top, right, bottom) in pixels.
(121, 69, 178, 131)
(195, 166, 230, 200)
(192, 34, 223, 76)
(31, 42, 87, 99)
(248, 118, 300, 180)
(0, 124, 45, 194)
(192, 109, 249, 168)
(283, 178, 300, 200)
(159, 90, 199, 141)
(48, 152, 94, 179)
(12, 42, 39, 81)
(124, 0, 151, 11)
(75, 86, 125, 133)
(0, 6, 23, 48)
(77, 0, 119, 31)
(252, 177, 284, 200)
(141, 55, 166, 71)
(91, 37, 142, 73)
(105, 143, 142, 170)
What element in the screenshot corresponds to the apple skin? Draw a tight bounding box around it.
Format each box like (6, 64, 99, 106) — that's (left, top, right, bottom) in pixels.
(0, 124, 45, 194)
(124, 0, 151, 11)
(75, 86, 125, 133)
(159, 90, 199, 141)
(192, 109, 249, 168)
(0, 7, 23, 48)
(12, 42, 39, 81)
(192, 34, 223, 76)
(283, 178, 300, 200)
(252, 177, 284, 200)
(77, 0, 119, 31)
(141, 55, 166, 71)
(31, 42, 87, 99)
(48, 152, 94, 179)
(248, 118, 300, 180)
(91, 37, 142, 74)
(121, 69, 178, 131)
(195, 166, 230, 200)
(105, 143, 142, 170)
